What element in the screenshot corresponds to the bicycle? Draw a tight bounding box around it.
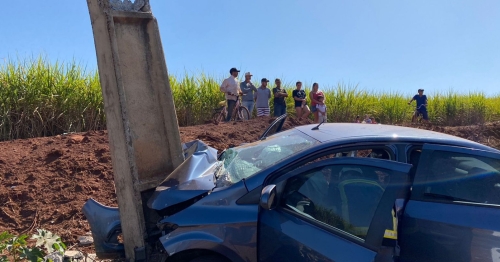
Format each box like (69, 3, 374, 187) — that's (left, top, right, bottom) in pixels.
(212, 93, 250, 124)
(410, 104, 427, 124)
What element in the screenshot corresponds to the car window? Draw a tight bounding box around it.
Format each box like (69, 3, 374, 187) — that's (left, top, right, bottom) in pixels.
(280, 164, 395, 241)
(336, 148, 392, 159)
(302, 147, 394, 167)
(416, 150, 500, 205)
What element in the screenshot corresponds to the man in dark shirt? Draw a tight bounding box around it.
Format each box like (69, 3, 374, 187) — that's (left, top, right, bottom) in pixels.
(272, 78, 288, 117)
(408, 89, 428, 122)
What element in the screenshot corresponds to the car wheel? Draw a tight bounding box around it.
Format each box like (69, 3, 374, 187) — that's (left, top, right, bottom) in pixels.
(189, 255, 229, 262)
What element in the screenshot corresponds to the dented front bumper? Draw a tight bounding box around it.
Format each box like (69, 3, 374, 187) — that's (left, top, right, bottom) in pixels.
(82, 199, 124, 259)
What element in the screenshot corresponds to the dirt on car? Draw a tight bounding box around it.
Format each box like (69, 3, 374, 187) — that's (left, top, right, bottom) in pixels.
(0, 117, 499, 253)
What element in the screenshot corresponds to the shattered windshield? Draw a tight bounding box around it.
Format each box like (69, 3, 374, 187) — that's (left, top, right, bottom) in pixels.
(215, 129, 320, 187)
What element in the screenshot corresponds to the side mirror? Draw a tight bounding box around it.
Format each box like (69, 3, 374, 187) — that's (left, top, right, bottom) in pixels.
(260, 185, 277, 210)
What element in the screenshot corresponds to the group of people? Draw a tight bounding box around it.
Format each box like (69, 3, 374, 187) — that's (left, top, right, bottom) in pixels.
(220, 67, 327, 123)
(354, 115, 378, 124)
(220, 67, 430, 124)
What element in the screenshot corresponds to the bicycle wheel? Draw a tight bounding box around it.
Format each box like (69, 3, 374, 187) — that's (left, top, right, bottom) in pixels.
(213, 108, 227, 124)
(237, 106, 250, 121)
(411, 111, 420, 124)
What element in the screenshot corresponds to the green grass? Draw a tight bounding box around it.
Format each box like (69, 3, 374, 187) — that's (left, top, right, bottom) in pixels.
(0, 56, 104, 141)
(170, 73, 225, 126)
(1, 57, 499, 140)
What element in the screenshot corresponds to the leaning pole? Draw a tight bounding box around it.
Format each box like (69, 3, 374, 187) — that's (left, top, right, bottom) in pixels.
(86, 0, 184, 260)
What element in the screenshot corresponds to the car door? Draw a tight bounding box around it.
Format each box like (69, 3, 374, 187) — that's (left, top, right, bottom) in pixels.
(400, 144, 500, 262)
(259, 114, 287, 140)
(258, 157, 412, 262)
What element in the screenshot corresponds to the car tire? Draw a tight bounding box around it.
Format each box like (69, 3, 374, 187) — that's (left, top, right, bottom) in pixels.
(189, 255, 229, 262)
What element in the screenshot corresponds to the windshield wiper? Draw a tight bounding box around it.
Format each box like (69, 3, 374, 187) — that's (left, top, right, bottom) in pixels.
(423, 192, 471, 202)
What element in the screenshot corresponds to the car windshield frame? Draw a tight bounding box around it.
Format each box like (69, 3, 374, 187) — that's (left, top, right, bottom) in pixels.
(215, 129, 320, 187)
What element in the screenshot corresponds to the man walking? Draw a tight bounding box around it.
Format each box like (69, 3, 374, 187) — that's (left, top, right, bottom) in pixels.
(255, 78, 271, 117)
(220, 67, 241, 122)
(272, 78, 288, 117)
(240, 72, 257, 117)
(408, 88, 429, 123)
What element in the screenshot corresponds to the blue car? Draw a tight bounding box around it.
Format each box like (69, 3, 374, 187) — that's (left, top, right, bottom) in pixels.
(84, 116, 500, 262)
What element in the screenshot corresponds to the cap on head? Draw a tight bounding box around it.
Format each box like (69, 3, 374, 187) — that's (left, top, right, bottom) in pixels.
(275, 78, 281, 82)
(418, 88, 424, 92)
(245, 72, 252, 76)
(230, 67, 240, 74)
(261, 78, 270, 83)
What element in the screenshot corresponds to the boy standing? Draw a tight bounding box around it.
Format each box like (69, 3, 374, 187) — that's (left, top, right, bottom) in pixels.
(408, 88, 429, 122)
(255, 78, 271, 117)
(316, 95, 327, 123)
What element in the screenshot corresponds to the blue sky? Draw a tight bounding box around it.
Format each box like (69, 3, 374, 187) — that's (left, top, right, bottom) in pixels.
(1, 0, 499, 95)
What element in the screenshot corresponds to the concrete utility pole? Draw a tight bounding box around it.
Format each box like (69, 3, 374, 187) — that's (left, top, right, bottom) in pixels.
(86, 0, 184, 260)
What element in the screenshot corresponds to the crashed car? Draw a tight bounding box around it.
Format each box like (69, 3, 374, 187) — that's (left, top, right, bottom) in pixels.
(84, 115, 500, 262)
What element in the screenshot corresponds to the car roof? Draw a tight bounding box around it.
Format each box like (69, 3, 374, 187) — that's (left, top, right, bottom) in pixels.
(295, 123, 496, 151)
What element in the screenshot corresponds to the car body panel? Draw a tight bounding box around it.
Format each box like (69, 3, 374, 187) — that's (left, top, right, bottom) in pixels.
(82, 199, 124, 259)
(400, 201, 500, 262)
(259, 210, 376, 262)
(148, 140, 219, 211)
(159, 179, 257, 262)
(159, 222, 255, 262)
(400, 143, 500, 262)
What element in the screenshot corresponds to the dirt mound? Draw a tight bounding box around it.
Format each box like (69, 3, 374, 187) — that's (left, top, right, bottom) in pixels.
(0, 117, 499, 251)
(0, 131, 116, 251)
(406, 121, 500, 149)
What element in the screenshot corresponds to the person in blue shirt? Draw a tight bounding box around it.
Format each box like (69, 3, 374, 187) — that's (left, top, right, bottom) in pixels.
(240, 72, 258, 117)
(408, 89, 428, 122)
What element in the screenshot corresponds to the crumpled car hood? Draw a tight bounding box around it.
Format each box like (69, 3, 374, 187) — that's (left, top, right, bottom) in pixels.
(147, 140, 219, 211)
(82, 140, 220, 258)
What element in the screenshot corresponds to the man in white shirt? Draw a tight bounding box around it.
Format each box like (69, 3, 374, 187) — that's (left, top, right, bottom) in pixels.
(220, 67, 242, 122)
